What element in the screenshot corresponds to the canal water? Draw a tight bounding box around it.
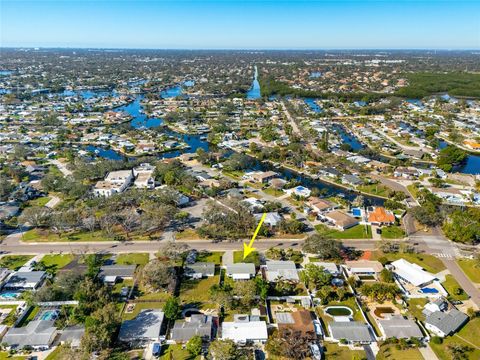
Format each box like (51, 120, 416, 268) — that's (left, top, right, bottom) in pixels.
(304, 98, 323, 113)
(438, 140, 480, 175)
(246, 66, 261, 100)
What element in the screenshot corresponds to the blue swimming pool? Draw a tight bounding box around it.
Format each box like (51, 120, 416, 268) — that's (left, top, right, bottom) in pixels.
(0, 292, 20, 299)
(421, 287, 439, 294)
(40, 310, 58, 321)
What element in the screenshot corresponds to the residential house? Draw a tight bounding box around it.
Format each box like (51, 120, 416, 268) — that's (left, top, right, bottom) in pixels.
(118, 310, 165, 344)
(323, 210, 359, 230)
(311, 262, 339, 276)
(390, 259, 436, 287)
(250, 171, 278, 183)
(368, 207, 395, 226)
(3, 319, 57, 350)
(342, 174, 363, 187)
(425, 309, 468, 337)
(378, 316, 424, 339)
(99, 264, 136, 285)
(171, 314, 214, 342)
(306, 197, 338, 214)
(284, 186, 311, 198)
(344, 260, 383, 279)
(265, 260, 299, 282)
(226, 263, 256, 281)
(93, 169, 133, 197)
(221, 315, 268, 344)
(255, 212, 282, 227)
(3, 271, 46, 291)
(184, 262, 215, 279)
(328, 321, 372, 345)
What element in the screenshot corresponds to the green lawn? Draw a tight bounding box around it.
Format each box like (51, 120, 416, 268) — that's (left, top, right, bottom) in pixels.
(0, 352, 27, 360)
(442, 274, 469, 301)
(27, 196, 51, 207)
(179, 274, 220, 309)
(381, 225, 406, 239)
(323, 343, 366, 360)
(233, 250, 261, 266)
(159, 344, 200, 360)
(22, 228, 154, 242)
(122, 300, 168, 320)
(17, 306, 40, 326)
(376, 344, 423, 360)
(457, 259, 480, 283)
(197, 251, 224, 265)
(316, 224, 372, 239)
(431, 331, 480, 360)
(263, 187, 284, 197)
(0, 305, 18, 326)
(0, 255, 33, 270)
(406, 298, 428, 321)
(116, 253, 150, 266)
(358, 183, 391, 197)
(40, 254, 74, 270)
(371, 251, 446, 274)
(455, 317, 480, 348)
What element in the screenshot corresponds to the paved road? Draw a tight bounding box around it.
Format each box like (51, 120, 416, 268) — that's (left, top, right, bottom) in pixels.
(411, 229, 480, 308)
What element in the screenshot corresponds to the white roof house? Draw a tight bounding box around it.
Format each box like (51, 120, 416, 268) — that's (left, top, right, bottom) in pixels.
(4, 271, 46, 290)
(226, 263, 256, 280)
(255, 212, 282, 227)
(265, 261, 299, 282)
(221, 315, 268, 344)
(311, 262, 339, 275)
(391, 259, 436, 287)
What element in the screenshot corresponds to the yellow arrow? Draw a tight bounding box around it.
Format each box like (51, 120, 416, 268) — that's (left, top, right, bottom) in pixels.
(243, 212, 267, 259)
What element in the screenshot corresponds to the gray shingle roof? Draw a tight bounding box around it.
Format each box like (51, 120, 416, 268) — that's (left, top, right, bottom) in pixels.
(266, 260, 299, 282)
(426, 309, 468, 335)
(329, 321, 372, 343)
(4, 271, 46, 289)
(184, 262, 215, 277)
(3, 319, 57, 348)
(118, 309, 164, 342)
(171, 314, 213, 342)
(99, 264, 136, 278)
(378, 316, 424, 339)
(226, 263, 256, 276)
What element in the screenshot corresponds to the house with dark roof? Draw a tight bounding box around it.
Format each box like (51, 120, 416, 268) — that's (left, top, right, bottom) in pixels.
(99, 264, 136, 284)
(425, 309, 468, 337)
(328, 321, 373, 344)
(184, 262, 215, 279)
(171, 314, 214, 342)
(118, 309, 165, 344)
(3, 319, 57, 350)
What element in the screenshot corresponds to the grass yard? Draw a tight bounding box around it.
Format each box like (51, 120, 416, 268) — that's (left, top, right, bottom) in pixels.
(233, 250, 261, 266)
(175, 228, 202, 240)
(431, 331, 480, 360)
(381, 225, 406, 239)
(442, 274, 469, 301)
(22, 228, 155, 242)
(371, 251, 446, 274)
(0, 353, 26, 360)
(122, 300, 167, 321)
(358, 183, 391, 198)
(179, 274, 220, 309)
(116, 253, 150, 266)
(27, 196, 51, 207)
(197, 251, 224, 265)
(263, 187, 284, 197)
(40, 254, 74, 270)
(406, 298, 428, 321)
(376, 344, 423, 360)
(0, 255, 33, 270)
(457, 259, 480, 283)
(0, 305, 18, 326)
(159, 344, 200, 360)
(455, 317, 480, 348)
(316, 223, 372, 239)
(17, 306, 40, 326)
(323, 343, 366, 360)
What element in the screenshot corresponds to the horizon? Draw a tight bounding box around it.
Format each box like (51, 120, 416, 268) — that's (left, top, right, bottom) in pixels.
(1, 0, 479, 49)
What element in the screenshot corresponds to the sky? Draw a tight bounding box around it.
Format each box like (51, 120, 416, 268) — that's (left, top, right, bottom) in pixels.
(1, 0, 479, 49)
